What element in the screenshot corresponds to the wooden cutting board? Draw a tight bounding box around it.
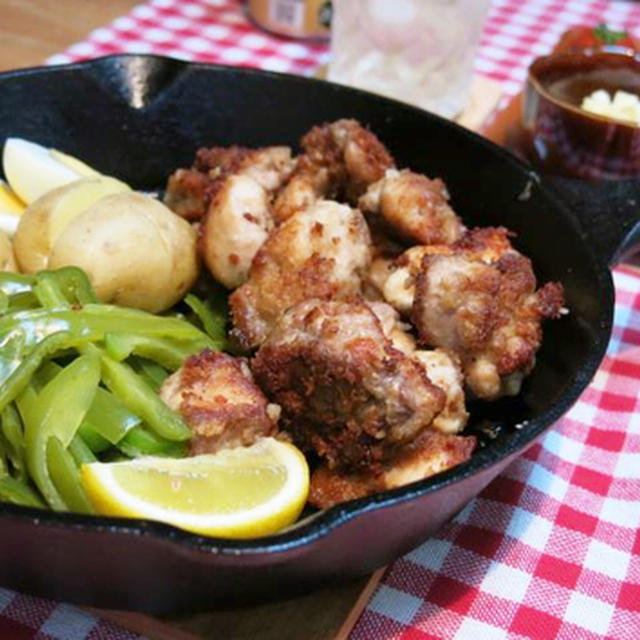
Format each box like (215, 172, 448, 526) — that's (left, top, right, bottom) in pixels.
(88, 569, 386, 640)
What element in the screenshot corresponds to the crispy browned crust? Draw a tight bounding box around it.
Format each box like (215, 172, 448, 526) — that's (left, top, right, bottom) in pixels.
(309, 430, 476, 508)
(229, 201, 372, 351)
(360, 171, 465, 246)
(273, 119, 394, 223)
(230, 254, 339, 352)
(252, 300, 445, 472)
(164, 145, 291, 222)
(412, 234, 565, 399)
(164, 168, 212, 221)
(454, 226, 514, 258)
(159, 349, 278, 455)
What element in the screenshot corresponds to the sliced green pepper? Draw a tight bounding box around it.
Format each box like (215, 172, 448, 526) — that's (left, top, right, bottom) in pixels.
(0, 331, 75, 415)
(184, 292, 228, 350)
(1, 404, 26, 480)
(118, 426, 187, 458)
(24, 354, 100, 510)
(46, 436, 94, 514)
(68, 434, 97, 465)
(129, 357, 169, 391)
(0, 476, 45, 509)
(99, 353, 191, 442)
(104, 332, 208, 370)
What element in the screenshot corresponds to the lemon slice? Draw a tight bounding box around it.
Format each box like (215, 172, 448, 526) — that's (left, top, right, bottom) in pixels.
(81, 438, 310, 538)
(2, 138, 101, 204)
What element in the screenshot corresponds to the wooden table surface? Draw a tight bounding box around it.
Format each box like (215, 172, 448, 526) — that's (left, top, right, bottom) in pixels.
(0, 0, 140, 72)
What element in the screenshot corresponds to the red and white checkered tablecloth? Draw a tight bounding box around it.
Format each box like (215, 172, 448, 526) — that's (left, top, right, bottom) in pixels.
(1, 0, 638, 638)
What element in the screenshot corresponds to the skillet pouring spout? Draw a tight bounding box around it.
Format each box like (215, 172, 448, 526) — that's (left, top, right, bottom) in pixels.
(0, 54, 615, 611)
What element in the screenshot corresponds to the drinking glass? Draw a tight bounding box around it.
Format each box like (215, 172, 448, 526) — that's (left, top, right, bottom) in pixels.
(328, 0, 491, 119)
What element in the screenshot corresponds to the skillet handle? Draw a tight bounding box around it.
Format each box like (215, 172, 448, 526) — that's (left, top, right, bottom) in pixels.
(544, 176, 640, 267)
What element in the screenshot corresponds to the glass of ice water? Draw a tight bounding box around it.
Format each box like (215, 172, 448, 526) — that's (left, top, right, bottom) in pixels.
(327, 0, 491, 119)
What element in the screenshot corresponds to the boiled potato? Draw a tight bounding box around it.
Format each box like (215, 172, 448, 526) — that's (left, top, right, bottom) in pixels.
(14, 177, 130, 273)
(0, 231, 17, 272)
(48, 192, 198, 312)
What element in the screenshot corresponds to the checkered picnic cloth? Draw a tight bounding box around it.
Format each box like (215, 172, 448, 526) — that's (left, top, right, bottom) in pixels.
(0, 0, 636, 638)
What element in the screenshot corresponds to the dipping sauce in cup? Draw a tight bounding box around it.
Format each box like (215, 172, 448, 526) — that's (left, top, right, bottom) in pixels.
(523, 47, 640, 180)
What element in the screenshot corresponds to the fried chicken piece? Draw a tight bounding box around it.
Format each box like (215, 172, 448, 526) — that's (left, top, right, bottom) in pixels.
(164, 146, 293, 221)
(377, 227, 515, 315)
(413, 350, 468, 434)
(199, 174, 273, 289)
(229, 200, 372, 351)
(251, 299, 445, 472)
(159, 349, 280, 455)
(309, 430, 475, 508)
(273, 119, 394, 222)
(368, 301, 468, 434)
(412, 247, 565, 400)
(359, 169, 466, 246)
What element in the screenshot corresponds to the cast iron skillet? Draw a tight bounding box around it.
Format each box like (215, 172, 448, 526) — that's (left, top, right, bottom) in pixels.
(0, 55, 638, 614)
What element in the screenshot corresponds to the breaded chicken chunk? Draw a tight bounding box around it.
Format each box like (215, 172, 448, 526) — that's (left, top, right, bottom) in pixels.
(159, 349, 280, 455)
(359, 169, 465, 246)
(374, 227, 516, 315)
(199, 174, 273, 289)
(251, 299, 446, 472)
(309, 430, 475, 508)
(274, 119, 394, 222)
(412, 248, 565, 400)
(229, 200, 372, 351)
(164, 145, 293, 221)
(368, 301, 469, 434)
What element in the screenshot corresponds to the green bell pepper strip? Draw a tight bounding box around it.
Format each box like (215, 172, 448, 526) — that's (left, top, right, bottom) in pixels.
(80, 385, 141, 445)
(98, 352, 191, 442)
(43, 267, 97, 305)
(184, 293, 228, 350)
(34, 359, 140, 447)
(117, 426, 187, 458)
(0, 304, 211, 351)
(0, 331, 75, 415)
(129, 357, 169, 391)
(0, 290, 8, 314)
(77, 424, 111, 453)
(25, 353, 100, 510)
(46, 436, 94, 514)
(33, 275, 69, 309)
(0, 476, 45, 509)
(68, 435, 97, 465)
(1, 404, 26, 480)
(0, 272, 34, 297)
(103, 332, 208, 370)
(16, 383, 65, 510)
(0, 328, 26, 387)
(0, 438, 7, 477)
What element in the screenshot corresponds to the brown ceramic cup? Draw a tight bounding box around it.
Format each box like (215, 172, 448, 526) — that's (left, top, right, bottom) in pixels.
(523, 46, 640, 180)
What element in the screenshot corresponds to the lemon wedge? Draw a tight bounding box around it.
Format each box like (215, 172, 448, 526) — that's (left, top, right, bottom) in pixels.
(2, 138, 101, 204)
(81, 438, 310, 538)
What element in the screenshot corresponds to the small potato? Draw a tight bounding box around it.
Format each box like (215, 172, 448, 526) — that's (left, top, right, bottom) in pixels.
(0, 231, 17, 272)
(14, 177, 130, 273)
(49, 192, 198, 312)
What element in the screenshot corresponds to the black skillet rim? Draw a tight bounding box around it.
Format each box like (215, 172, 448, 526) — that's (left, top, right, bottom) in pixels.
(0, 54, 615, 555)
